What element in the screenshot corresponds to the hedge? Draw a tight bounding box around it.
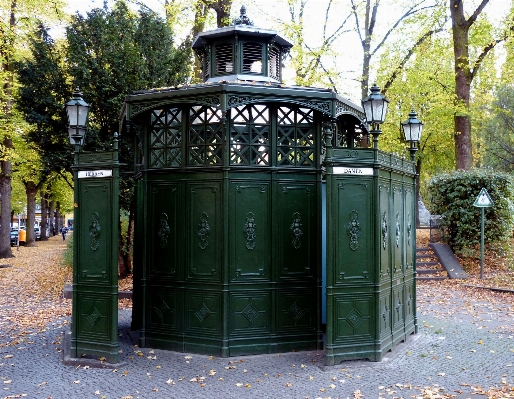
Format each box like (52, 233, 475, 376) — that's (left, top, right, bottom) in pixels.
(426, 169, 514, 250)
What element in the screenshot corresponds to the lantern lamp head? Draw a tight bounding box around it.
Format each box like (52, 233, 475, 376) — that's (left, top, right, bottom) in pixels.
(65, 87, 90, 147)
(401, 108, 423, 144)
(361, 83, 389, 126)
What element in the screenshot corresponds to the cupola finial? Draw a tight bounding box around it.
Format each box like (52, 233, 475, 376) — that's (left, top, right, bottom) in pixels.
(232, 5, 254, 26)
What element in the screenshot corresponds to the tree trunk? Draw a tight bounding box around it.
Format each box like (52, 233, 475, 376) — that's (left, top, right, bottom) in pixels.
(192, 2, 209, 82)
(49, 200, 55, 236)
(0, 140, 13, 258)
(40, 192, 48, 240)
(212, 0, 232, 28)
(361, 47, 371, 100)
(24, 181, 39, 246)
(55, 201, 61, 233)
(0, 1, 17, 258)
(450, 0, 476, 170)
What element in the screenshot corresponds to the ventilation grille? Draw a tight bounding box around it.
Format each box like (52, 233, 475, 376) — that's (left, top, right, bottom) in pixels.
(242, 42, 263, 73)
(268, 46, 280, 80)
(204, 54, 211, 80)
(215, 43, 233, 75)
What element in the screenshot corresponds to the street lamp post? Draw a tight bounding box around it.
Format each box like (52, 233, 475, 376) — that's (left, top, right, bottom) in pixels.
(401, 108, 423, 286)
(401, 108, 423, 162)
(65, 88, 89, 361)
(64, 88, 120, 364)
(361, 84, 389, 149)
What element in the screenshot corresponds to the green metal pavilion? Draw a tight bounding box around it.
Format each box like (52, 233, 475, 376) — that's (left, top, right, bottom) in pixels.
(113, 7, 417, 364)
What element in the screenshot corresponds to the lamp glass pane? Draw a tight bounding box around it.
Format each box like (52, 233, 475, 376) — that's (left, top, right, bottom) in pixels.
(402, 124, 411, 142)
(380, 101, 388, 123)
(66, 105, 79, 126)
(77, 105, 89, 126)
(410, 124, 422, 142)
(363, 102, 373, 123)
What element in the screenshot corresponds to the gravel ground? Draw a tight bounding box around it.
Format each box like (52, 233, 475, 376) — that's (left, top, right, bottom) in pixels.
(1, 281, 513, 399)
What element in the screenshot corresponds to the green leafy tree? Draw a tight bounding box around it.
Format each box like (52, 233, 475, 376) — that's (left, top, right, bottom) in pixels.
(0, 0, 65, 257)
(16, 24, 71, 174)
(481, 85, 514, 172)
(65, 0, 190, 275)
(16, 24, 71, 245)
(450, 0, 514, 170)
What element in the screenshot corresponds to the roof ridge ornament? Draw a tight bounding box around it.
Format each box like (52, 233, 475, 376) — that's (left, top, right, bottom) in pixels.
(232, 5, 254, 26)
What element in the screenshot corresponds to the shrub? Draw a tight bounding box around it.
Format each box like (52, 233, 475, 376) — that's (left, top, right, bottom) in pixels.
(61, 234, 74, 269)
(426, 169, 514, 250)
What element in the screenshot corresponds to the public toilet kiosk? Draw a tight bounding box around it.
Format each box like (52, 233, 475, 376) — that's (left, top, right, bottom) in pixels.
(117, 7, 417, 364)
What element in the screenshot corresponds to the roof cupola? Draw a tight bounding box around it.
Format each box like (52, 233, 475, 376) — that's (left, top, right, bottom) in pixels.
(192, 6, 292, 84)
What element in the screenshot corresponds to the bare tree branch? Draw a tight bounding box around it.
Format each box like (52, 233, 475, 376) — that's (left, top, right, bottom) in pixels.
(351, 0, 364, 44)
(382, 25, 446, 94)
(466, 0, 489, 28)
(470, 14, 514, 80)
(372, 4, 437, 56)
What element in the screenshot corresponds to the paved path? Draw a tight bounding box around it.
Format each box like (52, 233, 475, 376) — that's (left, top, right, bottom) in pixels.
(1, 283, 513, 399)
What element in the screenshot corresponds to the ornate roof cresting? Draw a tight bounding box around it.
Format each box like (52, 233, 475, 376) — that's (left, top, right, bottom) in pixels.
(232, 5, 253, 26)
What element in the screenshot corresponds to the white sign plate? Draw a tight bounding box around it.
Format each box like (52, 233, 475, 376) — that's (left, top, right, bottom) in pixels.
(78, 169, 113, 179)
(473, 187, 494, 207)
(333, 167, 373, 176)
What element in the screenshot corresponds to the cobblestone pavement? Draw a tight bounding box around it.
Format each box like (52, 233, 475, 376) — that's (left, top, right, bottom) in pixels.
(1, 283, 513, 399)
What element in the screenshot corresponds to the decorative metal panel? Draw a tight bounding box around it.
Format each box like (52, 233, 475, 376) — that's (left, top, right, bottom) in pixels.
(404, 185, 415, 271)
(230, 182, 271, 281)
(331, 294, 374, 342)
(403, 279, 415, 324)
(230, 292, 270, 335)
(89, 212, 101, 251)
(346, 210, 360, 251)
(186, 291, 222, 337)
(392, 184, 404, 277)
(148, 289, 180, 332)
(334, 180, 372, 283)
(379, 182, 391, 279)
(276, 182, 315, 279)
(76, 293, 114, 341)
(379, 292, 391, 336)
(77, 182, 112, 284)
(276, 290, 316, 333)
(392, 285, 405, 343)
(187, 182, 222, 281)
(149, 183, 179, 278)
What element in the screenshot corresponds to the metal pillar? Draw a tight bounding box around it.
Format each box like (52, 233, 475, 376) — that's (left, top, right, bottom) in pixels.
(71, 135, 120, 363)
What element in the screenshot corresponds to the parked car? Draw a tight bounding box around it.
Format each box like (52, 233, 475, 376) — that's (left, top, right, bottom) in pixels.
(10, 228, 18, 246)
(34, 226, 41, 241)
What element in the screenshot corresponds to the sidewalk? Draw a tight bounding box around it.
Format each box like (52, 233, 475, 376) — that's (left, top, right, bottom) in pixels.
(1, 282, 513, 399)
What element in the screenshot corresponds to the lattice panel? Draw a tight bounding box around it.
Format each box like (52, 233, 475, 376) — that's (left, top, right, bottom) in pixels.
(277, 107, 315, 167)
(149, 108, 182, 168)
(188, 106, 223, 166)
(230, 105, 270, 166)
